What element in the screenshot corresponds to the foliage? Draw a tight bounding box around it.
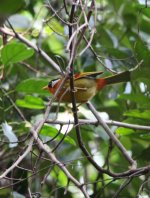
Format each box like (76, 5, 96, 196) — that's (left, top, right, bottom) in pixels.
(0, 0, 150, 198)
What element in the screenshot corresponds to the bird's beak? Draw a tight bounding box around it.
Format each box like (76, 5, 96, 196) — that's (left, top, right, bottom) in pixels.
(42, 85, 48, 90)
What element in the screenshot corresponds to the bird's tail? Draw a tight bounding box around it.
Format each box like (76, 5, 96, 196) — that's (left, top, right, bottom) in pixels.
(104, 71, 131, 85)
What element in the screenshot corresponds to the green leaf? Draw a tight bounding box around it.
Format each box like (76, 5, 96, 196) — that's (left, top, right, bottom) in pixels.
(109, 0, 124, 10)
(133, 40, 150, 68)
(138, 6, 150, 18)
(40, 125, 76, 146)
(120, 136, 132, 150)
(124, 110, 150, 120)
(123, 117, 150, 125)
(130, 67, 150, 92)
(16, 95, 45, 109)
(122, 2, 137, 27)
(117, 127, 149, 138)
(139, 146, 150, 162)
(45, 18, 64, 35)
(95, 28, 113, 48)
(116, 127, 135, 136)
(41, 125, 58, 135)
(0, 0, 24, 14)
(119, 93, 150, 109)
(139, 19, 150, 35)
(1, 43, 34, 65)
(106, 48, 129, 59)
(47, 35, 64, 55)
(16, 78, 50, 95)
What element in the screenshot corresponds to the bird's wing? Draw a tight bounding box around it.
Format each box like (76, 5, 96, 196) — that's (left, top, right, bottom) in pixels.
(74, 71, 103, 80)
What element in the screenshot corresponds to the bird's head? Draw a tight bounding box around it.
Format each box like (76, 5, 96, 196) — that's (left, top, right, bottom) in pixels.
(43, 78, 61, 93)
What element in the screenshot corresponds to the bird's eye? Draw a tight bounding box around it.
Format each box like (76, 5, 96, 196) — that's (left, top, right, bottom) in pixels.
(48, 78, 60, 88)
(48, 81, 53, 88)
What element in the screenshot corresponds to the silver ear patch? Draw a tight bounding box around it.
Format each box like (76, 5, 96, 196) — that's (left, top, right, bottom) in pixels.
(48, 78, 60, 88)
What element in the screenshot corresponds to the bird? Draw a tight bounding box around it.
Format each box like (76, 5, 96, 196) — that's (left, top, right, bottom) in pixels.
(43, 70, 130, 103)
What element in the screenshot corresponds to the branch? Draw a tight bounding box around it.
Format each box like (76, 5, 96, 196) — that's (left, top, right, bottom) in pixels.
(67, 0, 109, 177)
(79, 28, 96, 56)
(0, 27, 62, 75)
(45, 119, 150, 131)
(82, 34, 118, 73)
(30, 122, 90, 198)
(86, 102, 137, 169)
(76, 0, 95, 47)
(45, 3, 74, 26)
(66, 23, 88, 52)
(0, 137, 34, 179)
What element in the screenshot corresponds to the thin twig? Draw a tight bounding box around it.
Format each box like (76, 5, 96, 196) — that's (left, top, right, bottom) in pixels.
(51, 121, 70, 152)
(76, 0, 95, 47)
(112, 177, 133, 198)
(66, 23, 88, 52)
(0, 137, 34, 179)
(28, 188, 32, 198)
(63, 0, 69, 15)
(136, 176, 150, 198)
(20, 61, 47, 76)
(44, 125, 62, 144)
(45, 119, 150, 131)
(41, 165, 54, 186)
(103, 139, 113, 170)
(82, 34, 118, 73)
(79, 28, 96, 56)
(1, 88, 26, 121)
(45, 3, 75, 26)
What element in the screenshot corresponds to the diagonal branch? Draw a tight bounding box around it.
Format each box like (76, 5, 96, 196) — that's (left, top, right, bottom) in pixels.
(0, 137, 34, 179)
(0, 27, 62, 75)
(87, 101, 137, 169)
(30, 122, 90, 198)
